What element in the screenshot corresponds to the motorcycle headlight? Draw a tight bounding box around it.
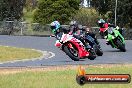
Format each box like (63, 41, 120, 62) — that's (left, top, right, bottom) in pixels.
(112, 36, 115, 39)
(104, 36, 107, 39)
(116, 26, 119, 30)
(107, 27, 114, 34)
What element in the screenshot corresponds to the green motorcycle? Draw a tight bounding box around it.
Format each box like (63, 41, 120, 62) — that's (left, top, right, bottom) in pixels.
(104, 26, 126, 52)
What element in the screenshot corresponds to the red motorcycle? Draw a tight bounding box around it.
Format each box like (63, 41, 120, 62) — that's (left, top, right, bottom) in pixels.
(55, 33, 96, 61)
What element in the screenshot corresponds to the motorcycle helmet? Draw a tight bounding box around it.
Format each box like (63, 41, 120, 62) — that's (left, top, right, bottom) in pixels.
(98, 19, 105, 27)
(69, 20, 79, 32)
(50, 21, 61, 34)
(69, 21, 77, 26)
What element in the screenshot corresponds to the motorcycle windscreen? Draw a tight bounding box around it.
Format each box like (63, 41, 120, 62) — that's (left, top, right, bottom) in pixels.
(107, 27, 114, 34)
(56, 32, 63, 40)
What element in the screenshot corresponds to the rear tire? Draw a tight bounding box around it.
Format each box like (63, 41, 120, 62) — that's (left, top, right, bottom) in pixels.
(88, 49, 96, 60)
(92, 45, 103, 56)
(96, 45, 103, 56)
(63, 45, 80, 61)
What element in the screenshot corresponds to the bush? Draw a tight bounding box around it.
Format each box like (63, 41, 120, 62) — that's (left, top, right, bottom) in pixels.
(73, 8, 99, 27)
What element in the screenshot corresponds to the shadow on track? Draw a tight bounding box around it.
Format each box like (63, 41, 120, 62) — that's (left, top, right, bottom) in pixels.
(58, 59, 86, 62)
(104, 50, 126, 52)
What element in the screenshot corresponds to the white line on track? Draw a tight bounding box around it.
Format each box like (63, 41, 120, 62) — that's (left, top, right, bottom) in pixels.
(0, 45, 55, 65)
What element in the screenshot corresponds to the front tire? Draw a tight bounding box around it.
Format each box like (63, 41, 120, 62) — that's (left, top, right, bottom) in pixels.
(116, 38, 126, 52)
(63, 45, 80, 61)
(119, 44, 126, 52)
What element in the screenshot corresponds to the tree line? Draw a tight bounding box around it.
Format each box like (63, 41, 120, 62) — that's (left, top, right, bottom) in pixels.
(91, 0, 132, 28)
(0, 0, 131, 28)
(0, 0, 26, 21)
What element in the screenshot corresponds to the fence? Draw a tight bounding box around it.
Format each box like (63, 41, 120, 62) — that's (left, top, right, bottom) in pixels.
(0, 20, 52, 36)
(90, 27, 132, 40)
(0, 21, 132, 39)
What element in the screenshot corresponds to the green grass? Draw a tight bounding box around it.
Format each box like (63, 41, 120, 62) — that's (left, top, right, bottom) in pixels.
(0, 46, 43, 62)
(0, 65, 131, 88)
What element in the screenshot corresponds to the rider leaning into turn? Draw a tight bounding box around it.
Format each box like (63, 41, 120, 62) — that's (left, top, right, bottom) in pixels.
(50, 20, 100, 49)
(50, 20, 89, 49)
(50, 20, 68, 40)
(85, 27, 100, 45)
(98, 19, 123, 45)
(98, 19, 123, 38)
(68, 21, 99, 49)
(68, 21, 84, 40)
(68, 21, 90, 48)
(98, 19, 115, 38)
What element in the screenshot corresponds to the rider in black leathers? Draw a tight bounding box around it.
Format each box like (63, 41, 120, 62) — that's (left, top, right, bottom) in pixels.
(84, 27, 100, 46)
(69, 21, 99, 49)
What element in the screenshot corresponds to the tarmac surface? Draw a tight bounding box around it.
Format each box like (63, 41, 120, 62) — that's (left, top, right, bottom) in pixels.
(0, 35, 131, 67)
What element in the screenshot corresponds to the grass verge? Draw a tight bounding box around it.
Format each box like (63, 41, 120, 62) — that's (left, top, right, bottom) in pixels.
(0, 64, 131, 88)
(0, 46, 43, 62)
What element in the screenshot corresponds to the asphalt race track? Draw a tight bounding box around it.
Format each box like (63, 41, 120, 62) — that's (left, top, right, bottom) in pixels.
(0, 35, 132, 67)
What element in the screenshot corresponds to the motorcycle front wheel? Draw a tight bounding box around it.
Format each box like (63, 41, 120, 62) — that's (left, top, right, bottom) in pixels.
(63, 45, 80, 61)
(116, 39, 126, 52)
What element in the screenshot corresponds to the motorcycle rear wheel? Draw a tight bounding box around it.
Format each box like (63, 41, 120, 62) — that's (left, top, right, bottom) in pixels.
(88, 49, 96, 60)
(95, 45, 103, 56)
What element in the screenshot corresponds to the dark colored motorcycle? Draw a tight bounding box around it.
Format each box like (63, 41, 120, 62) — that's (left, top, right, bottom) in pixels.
(84, 33, 103, 56)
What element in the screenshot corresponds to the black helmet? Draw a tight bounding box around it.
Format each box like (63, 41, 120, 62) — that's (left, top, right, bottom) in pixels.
(69, 20, 78, 30)
(69, 21, 78, 26)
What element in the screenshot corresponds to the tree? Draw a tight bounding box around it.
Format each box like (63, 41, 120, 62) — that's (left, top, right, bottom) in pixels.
(91, 0, 109, 15)
(91, 0, 132, 28)
(25, 0, 37, 11)
(73, 8, 99, 26)
(0, 0, 26, 21)
(33, 0, 80, 24)
(106, 0, 132, 27)
(117, 0, 132, 27)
